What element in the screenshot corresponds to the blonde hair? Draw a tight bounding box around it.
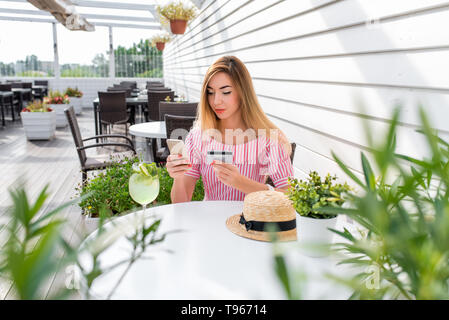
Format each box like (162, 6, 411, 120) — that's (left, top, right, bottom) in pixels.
(196, 56, 291, 155)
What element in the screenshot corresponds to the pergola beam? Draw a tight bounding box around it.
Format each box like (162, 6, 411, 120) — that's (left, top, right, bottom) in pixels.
(3, 0, 156, 11)
(0, 8, 156, 23)
(72, 0, 155, 11)
(0, 15, 161, 29)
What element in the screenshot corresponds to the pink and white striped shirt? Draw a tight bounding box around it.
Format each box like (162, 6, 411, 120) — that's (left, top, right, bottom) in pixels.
(184, 127, 294, 201)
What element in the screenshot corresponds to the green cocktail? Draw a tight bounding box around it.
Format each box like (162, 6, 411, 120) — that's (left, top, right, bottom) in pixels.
(129, 162, 159, 212)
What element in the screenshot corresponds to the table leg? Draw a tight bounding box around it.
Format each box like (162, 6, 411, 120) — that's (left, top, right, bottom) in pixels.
(1, 96, 5, 126)
(93, 102, 99, 143)
(151, 137, 158, 163)
(17, 92, 23, 118)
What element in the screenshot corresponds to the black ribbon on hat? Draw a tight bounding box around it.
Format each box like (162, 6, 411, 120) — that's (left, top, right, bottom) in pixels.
(239, 214, 296, 232)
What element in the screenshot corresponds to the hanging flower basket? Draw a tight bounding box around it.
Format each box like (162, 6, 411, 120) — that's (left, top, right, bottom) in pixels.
(157, 1, 197, 35)
(170, 19, 188, 35)
(156, 42, 166, 51)
(151, 33, 171, 51)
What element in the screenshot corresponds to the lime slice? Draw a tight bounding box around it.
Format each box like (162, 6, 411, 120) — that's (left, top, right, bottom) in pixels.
(139, 163, 150, 176)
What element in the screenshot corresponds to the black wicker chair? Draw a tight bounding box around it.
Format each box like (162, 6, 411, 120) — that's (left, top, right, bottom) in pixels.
(158, 102, 198, 120)
(65, 106, 136, 186)
(98, 91, 132, 135)
(145, 90, 175, 122)
(266, 142, 297, 187)
(156, 102, 198, 158)
(155, 114, 196, 163)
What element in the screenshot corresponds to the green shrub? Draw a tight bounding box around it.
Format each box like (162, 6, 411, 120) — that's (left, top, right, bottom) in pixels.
(64, 87, 83, 98)
(287, 171, 351, 219)
(316, 108, 449, 300)
(76, 156, 205, 216)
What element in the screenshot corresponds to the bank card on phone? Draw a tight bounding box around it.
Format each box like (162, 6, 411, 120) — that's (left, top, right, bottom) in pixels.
(206, 150, 234, 164)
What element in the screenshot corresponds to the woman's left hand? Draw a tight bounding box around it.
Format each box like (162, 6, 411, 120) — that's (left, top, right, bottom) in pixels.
(212, 161, 244, 189)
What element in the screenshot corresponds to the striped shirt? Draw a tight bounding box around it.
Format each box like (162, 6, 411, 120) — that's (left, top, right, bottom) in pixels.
(184, 127, 294, 201)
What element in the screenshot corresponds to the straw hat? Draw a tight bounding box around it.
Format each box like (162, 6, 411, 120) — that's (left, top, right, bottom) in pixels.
(226, 190, 297, 242)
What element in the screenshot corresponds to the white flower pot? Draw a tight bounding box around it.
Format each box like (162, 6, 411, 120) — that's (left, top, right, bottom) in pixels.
(82, 216, 101, 235)
(70, 97, 82, 115)
(296, 214, 338, 257)
(49, 103, 69, 127)
(21, 111, 56, 140)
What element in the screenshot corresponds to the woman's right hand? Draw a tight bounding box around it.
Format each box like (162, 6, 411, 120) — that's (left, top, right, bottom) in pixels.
(166, 154, 192, 179)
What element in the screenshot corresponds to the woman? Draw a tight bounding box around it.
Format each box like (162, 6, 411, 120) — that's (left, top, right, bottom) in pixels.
(167, 56, 294, 203)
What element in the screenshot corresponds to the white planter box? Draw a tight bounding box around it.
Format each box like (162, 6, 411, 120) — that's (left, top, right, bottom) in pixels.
(70, 97, 82, 115)
(297, 214, 338, 257)
(21, 111, 56, 140)
(49, 103, 69, 127)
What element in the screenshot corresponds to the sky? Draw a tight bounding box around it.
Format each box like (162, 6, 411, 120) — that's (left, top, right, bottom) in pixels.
(0, 0, 187, 64)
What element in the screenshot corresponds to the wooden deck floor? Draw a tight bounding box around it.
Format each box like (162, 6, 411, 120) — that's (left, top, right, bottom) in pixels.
(0, 108, 143, 300)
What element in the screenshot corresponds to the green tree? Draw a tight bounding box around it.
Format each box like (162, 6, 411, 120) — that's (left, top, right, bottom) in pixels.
(114, 39, 163, 78)
(92, 53, 109, 77)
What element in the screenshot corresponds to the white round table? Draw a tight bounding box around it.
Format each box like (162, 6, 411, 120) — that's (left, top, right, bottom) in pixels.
(129, 121, 166, 139)
(129, 121, 166, 161)
(81, 201, 353, 300)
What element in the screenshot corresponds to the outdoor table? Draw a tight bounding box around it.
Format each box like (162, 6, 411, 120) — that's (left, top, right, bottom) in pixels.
(0, 91, 13, 126)
(92, 96, 148, 141)
(129, 121, 166, 161)
(4, 88, 30, 121)
(81, 201, 353, 299)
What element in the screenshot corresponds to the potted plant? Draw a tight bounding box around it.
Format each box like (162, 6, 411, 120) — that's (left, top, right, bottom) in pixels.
(44, 90, 70, 128)
(20, 100, 56, 140)
(287, 171, 351, 255)
(64, 87, 83, 115)
(75, 155, 205, 232)
(156, 1, 197, 35)
(151, 33, 172, 51)
(315, 108, 449, 299)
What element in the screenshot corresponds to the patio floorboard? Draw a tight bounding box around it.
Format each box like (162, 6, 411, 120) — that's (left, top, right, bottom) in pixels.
(0, 108, 143, 300)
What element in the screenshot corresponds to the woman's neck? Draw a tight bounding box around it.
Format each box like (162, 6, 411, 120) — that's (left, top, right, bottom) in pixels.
(217, 112, 253, 145)
(218, 110, 246, 132)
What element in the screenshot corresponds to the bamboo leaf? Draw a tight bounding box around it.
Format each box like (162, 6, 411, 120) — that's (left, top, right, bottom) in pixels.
(361, 153, 376, 190)
(332, 152, 366, 189)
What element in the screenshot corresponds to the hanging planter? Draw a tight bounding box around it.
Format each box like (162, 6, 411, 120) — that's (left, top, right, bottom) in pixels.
(156, 42, 166, 51)
(169, 19, 188, 35)
(157, 1, 197, 35)
(151, 33, 171, 52)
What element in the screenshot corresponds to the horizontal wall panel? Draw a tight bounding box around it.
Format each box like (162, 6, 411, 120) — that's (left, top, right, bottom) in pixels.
(166, 0, 255, 56)
(166, 9, 449, 68)
(244, 51, 449, 89)
(165, 0, 338, 60)
(165, 0, 449, 64)
(291, 139, 366, 186)
(163, 73, 449, 133)
(252, 79, 449, 132)
(166, 49, 449, 90)
(268, 113, 371, 174)
(164, 0, 449, 180)
(259, 95, 448, 159)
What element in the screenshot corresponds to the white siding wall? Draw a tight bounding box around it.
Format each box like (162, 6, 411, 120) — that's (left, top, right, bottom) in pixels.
(163, 0, 449, 182)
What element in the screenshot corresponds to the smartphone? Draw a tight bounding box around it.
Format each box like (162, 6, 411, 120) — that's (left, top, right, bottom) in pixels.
(167, 139, 188, 158)
(206, 150, 234, 164)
